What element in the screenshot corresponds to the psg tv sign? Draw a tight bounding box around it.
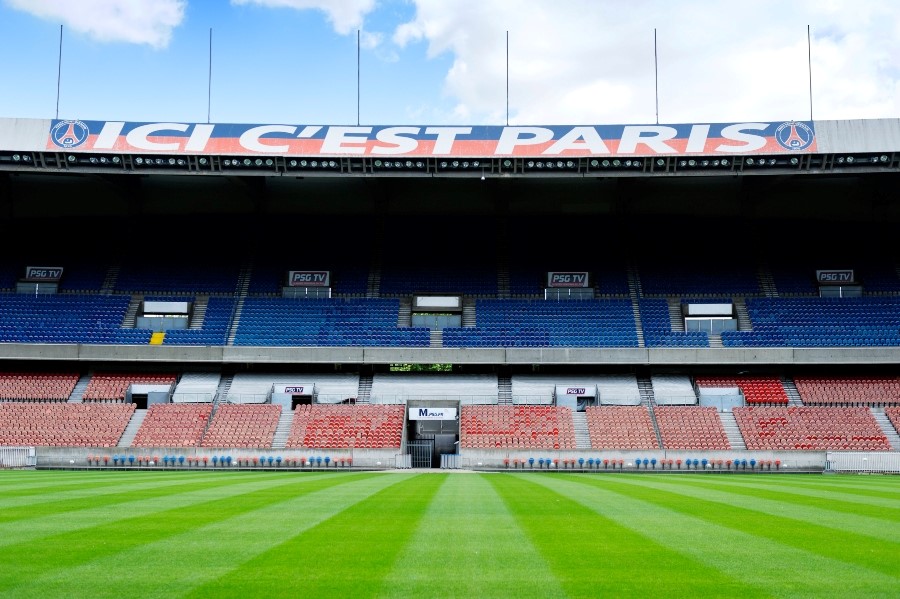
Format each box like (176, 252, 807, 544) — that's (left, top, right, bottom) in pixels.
(47, 120, 816, 157)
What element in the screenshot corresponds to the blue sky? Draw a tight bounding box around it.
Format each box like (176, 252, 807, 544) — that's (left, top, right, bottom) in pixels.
(0, 0, 898, 126)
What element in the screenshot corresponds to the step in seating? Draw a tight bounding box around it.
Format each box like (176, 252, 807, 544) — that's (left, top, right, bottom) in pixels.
(131, 403, 213, 447)
(793, 376, 900, 406)
(285, 404, 404, 449)
(886, 408, 900, 434)
(654, 406, 731, 450)
(585, 406, 658, 449)
(0, 372, 79, 401)
(733, 406, 891, 450)
(200, 404, 281, 448)
(695, 375, 788, 405)
(82, 372, 178, 402)
(0, 402, 134, 446)
(459, 405, 575, 449)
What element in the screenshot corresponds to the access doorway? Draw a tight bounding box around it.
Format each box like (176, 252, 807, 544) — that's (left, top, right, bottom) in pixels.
(406, 402, 459, 468)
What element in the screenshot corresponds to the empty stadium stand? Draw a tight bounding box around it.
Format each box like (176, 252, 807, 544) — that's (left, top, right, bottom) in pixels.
(200, 404, 281, 448)
(734, 407, 890, 451)
(82, 372, 178, 402)
(0, 402, 134, 447)
(285, 404, 404, 448)
(460, 405, 576, 449)
(654, 406, 730, 450)
(585, 406, 659, 449)
(794, 376, 900, 406)
(131, 403, 212, 447)
(695, 375, 789, 405)
(0, 372, 79, 401)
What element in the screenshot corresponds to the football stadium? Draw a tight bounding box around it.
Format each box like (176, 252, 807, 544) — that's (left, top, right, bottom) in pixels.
(0, 117, 899, 595)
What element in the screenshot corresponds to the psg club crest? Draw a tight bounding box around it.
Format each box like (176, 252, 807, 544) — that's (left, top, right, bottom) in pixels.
(774, 121, 814, 151)
(50, 120, 90, 148)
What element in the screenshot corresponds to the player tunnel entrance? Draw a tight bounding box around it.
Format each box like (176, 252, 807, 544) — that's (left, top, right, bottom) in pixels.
(406, 401, 459, 468)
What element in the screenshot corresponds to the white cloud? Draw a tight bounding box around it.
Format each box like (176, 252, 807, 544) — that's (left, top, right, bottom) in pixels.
(231, 0, 376, 35)
(396, 0, 900, 124)
(4, 0, 185, 49)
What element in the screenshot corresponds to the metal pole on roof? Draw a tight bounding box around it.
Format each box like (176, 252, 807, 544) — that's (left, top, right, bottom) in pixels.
(207, 28, 213, 124)
(654, 28, 659, 125)
(807, 25, 813, 121)
(357, 29, 361, 126)
(506, 31, 509, 126)
(55, 25, 63, 119)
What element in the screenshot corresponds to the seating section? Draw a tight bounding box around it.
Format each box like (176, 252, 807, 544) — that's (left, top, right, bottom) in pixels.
(131, 403, 213, 447)
(114, 257, 241, 294)
(82, 373, 177, 401)
(694, 375, 788, 405)
(794, 376, 900, 406)
(733, 407, 890, 450)
(162, 297, 235, 346)
(722, 297, 900, 347)
(285, 404, 404, 448)
(200, 404, 281, 448)
(0, 402, 134, 446)
(443, 299, 638, 348)
(0, 372, 79, 401)
(586, 406, 659, 449)
(0, 293, 150, 344)
(654, 406, 730, 449)
(886, 407, 900, 435)
(233, 297, 430, 347)
(459, 405, 575, 449)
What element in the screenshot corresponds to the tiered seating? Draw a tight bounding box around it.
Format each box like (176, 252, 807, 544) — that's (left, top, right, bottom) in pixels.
(0, 372, 79, 401)
(694, 375, 788, 405)
(233, 297, 430, 347)
(0, 293, 149, 344)
(586, 406, 659, 449)
(131, 403, 213, 447)
(285, 404, 404, 448)
(200, 404, 281, 448)
(0, 402, 134, 446)
(794, 376, 900, 406)
(733, 407, 890, 450)
(459, 405, 575, 449)
(114, 257, 241, 294)
(443, 299, 638, 348)
(886, 407, 900, 435)
(82, 372, 177, 402)
(722, 297, 900, 347)
(654, 406, 730, 449)
(639, 299, 708, 347)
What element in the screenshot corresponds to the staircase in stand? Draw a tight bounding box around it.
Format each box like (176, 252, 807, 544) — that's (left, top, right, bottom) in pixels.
(271, 410, 294, 449)
(667, 297, 685, 332)
(121, 295, 143, 329)
(626, 263, 645, 347)
(571, 411, 592, 449)
(429, 329, 443, 348)
(214, 374, 233, 405)
(498, 375, 512, 405)
(719, 411, 747, 450)
(462, 298, 477, 327)
(118, 409, 146, 448)
(227, 262, 253, 345)
(101, 263, 120, 295)
(757, 264, 778, 297)
(397, 297, 412, 327)
(781, 376, 804, 406)
(638, 377, 664, 448)
(734, 297, 753, 331)
(190, 296, 209, 329)
(871, 408, 900, 450)
(357, 374, 373, 404)
(68, 372, 92, 403)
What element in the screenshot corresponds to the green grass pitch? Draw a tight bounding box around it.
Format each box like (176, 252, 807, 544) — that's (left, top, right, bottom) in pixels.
(0, 470, 897, 598)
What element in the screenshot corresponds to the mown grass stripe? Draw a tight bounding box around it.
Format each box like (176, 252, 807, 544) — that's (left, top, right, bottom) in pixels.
(533, 473, 900, 598)
(490, 474, 762, 598)
(185, 473, 442, 599)
(643, 475, 900, 521)
(0, 471, 169, 495)
(0, 472, 326, 550)
(0, 473, 256, 522)
(735, 474, 900, 497)
(584, 474, 900, 578)
(665, 474, 900, 511)
(7, 472, 398, 599)
(608, 474, 900, 543)
(378, 474, 567, 599)
(0, 472, 359, 594)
